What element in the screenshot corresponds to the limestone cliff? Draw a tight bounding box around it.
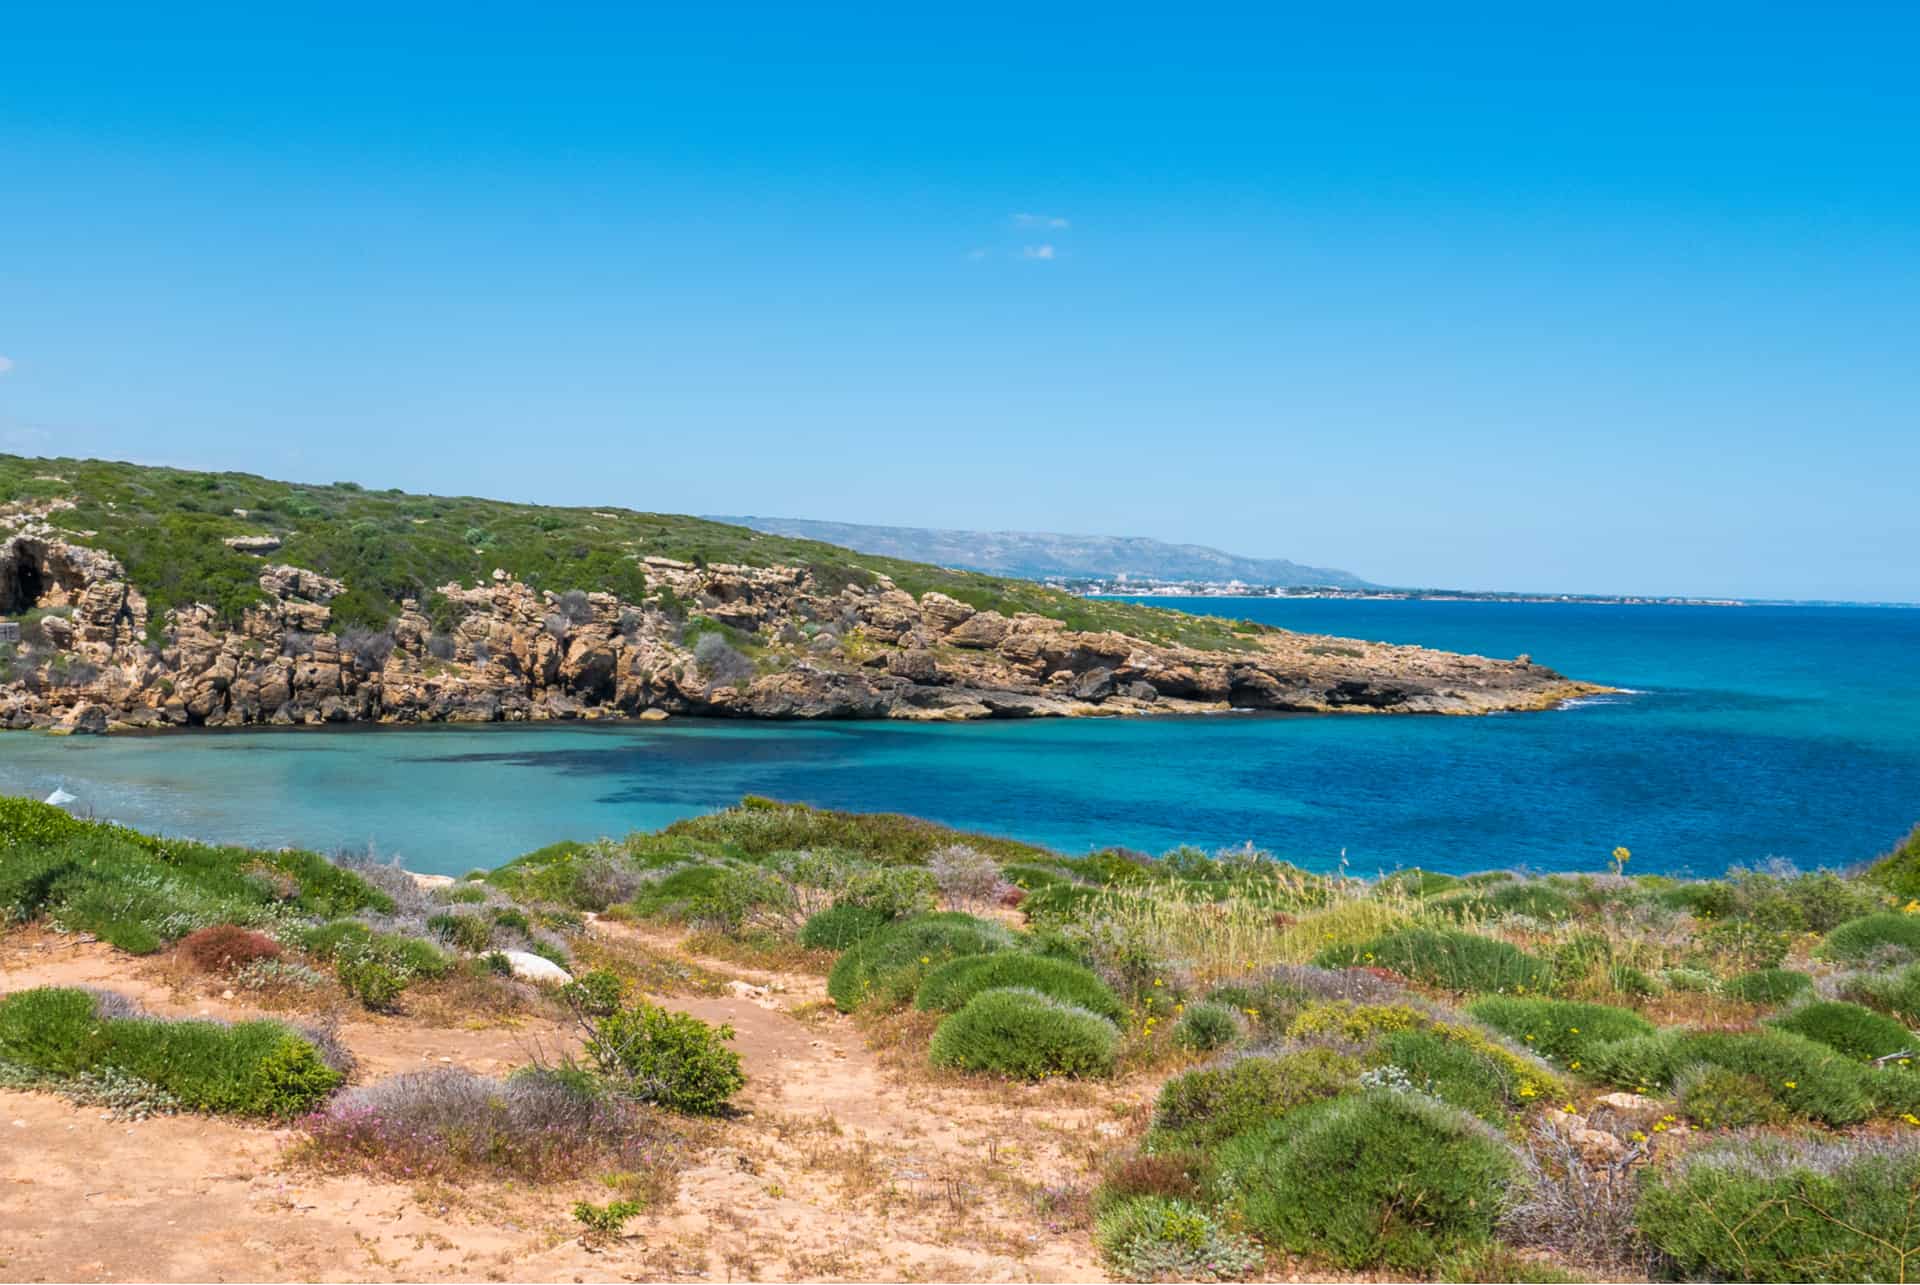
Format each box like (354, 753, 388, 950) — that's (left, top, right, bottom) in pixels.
(0, 518, 1601, 733)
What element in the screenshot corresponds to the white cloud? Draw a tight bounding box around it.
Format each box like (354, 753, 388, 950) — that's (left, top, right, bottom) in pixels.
(0, 356, 13, 376)
(1013, 212, 1070, 229)
(1021, 244, 1057, 261)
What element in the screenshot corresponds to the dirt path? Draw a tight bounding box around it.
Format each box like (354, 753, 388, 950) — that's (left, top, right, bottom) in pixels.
(0, 925, 1121, 1283)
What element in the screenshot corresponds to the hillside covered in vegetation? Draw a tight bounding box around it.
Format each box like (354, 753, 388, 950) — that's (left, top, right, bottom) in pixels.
(4, 794, 1920, 1281)
(0, 454, 1597, 731)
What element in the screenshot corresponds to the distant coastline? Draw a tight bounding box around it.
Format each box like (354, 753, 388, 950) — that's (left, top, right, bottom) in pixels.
(1078, 583, 1919, 609)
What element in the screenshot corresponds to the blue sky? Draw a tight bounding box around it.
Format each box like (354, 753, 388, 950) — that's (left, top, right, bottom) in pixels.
(2, 3, 1916, 600)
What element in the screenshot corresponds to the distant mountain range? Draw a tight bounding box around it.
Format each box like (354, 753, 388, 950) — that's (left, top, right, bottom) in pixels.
(708, 516, 1373, 589)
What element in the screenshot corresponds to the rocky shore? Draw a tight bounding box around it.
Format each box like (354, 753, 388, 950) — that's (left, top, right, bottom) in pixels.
(0, 527, 1603, 734)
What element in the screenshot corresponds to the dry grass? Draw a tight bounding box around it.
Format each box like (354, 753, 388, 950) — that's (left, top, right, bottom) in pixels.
(682, 928, 837, 976)
(570, 933, 731, 996)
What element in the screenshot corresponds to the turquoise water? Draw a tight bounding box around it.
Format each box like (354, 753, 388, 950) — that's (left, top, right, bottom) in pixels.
(0, 599, 1914, 878)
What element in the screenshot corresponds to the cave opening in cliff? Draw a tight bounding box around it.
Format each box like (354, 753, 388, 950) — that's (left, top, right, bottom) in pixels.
(0, 540, 50, 616)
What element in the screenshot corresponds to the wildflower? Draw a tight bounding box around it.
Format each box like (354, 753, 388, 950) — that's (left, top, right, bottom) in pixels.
(1906, 900, 1920, 916)
(1568, 1027, 1580, 1034)
(1562, 1103, 1578, 1115)
(1630, 1129, 1648, 1142)
(1652, 1121, 1669, 1133)
(1784, 1081, 1797, 1090)
(1517, 1084, 1537, 1098)
(1904, 1114, 1920, 1127)
(1153, 978, 1163, 988)
(920, 956, 930, 965)
(1569, 1060, 1582, 1070)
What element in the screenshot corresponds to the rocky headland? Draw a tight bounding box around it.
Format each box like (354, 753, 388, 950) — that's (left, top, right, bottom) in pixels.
(0, 517, 1602, 734)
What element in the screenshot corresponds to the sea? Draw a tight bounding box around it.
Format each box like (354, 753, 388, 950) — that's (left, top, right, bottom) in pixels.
(0, 598, 1914, 879)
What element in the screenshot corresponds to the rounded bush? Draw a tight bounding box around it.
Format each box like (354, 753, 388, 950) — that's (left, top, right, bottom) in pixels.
(1093, 1196, 1264, 1282)
(1724, 967, 1815, 1005)
(1464, 997, 1656, 1068)
(1314, 928, 1553, 995)
(1843, 964, 1920, 1025)
(797, 903, 890, 950)
(1820, 913, 1920, 964)
(1587, 1028, 1876, 1125)
(179, 924, 282, 973)
(1151, 1048, 1356, 1149)
(1220, 1090, 1515, 1270)
(1769, 1000, 1916, 1061)
(1638, 1136, 1920, 1281)
(1674, 1064, 1788, 1130)
(914, 952, 1123, 1022)
(928, 987, 1118, 1079)
(1171, 1001, 1242, 1053)
(825, 913, 1015, 1012)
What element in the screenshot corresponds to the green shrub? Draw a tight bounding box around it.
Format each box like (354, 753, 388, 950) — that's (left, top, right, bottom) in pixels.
(914, 952, 1122, 1022)
(427, 912, 493, 953)
(1172, 1001, 1242, 1054)
(336, 956, 410, 1011)
(560, 969, 625, 1017)
(825, 913, 1014, 1012)
(1821, 913, 1920, 964)
(796, 903, 890, 950)
(1637, 1137, 1920, 1282)
(573, 1198, 644, 1240)
(1674, 1064, 1789, 1130)
(1866, 823, 1920, 900)
(928, 988, 1118, 1080)
(1436, 881, 1573, 923)
(1314, 928, 1553, 995)
(0, 987, 340, 1117)
(837, 865, 939, 919)
(1151, 1048, 1356, 1150)
(1769, 1000, 1915, 1061)
(1202, 975, 1313, 1039)
(1586, 1028, 1875, 1125)
(1220, 1091, 1515, 1270)
(1464, 997, 1656, 1069)
(1093, 1196, 1264, 1282)
(1843, 963, 1920, 1025)
(1724, 967, 1815, 1005)
(0, 798, 387, 955)
(580, 1002, 744, 1115)
(1368, 1028, 1523, 1125)
(1378, 868, 1461, 897)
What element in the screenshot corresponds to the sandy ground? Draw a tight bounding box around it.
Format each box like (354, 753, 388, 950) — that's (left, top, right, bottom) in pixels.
(0, 924, 1138, 1283)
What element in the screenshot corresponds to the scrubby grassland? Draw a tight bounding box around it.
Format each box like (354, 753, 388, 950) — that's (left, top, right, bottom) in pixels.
(8, 794, 1920, 1281)
(519, 802, 1920, 1282)
(0, 452, 1269, 648)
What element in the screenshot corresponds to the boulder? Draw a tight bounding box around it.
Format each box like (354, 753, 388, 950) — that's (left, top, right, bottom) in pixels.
(500, 950, 571, 984)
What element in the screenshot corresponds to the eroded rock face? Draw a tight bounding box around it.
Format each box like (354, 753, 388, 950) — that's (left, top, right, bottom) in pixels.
(0, 524, 1603, 732)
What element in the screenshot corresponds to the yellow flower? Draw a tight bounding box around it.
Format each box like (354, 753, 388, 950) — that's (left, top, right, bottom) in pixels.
(1906, 900, 1920, 915)
(1568, 1027, 1580, 1034)
(1784, 1081, 1797, 1090)
(920, 956, 930, 965)
(1561, 1103, 1578, 1115)
(1518, 1084, 1537, 1098)
(1630, 1130, 1648, 1142)
(1570, 1060, 1582, 1070)
(1904, 1114, 1920, 1127)
(1652, 1121, 1669, 1133)
(1153, 978, 1163, 988)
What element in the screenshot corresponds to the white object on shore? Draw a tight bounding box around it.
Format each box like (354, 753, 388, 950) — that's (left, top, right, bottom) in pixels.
(44, 788, 77, 807)
(500, 950, 572, 984)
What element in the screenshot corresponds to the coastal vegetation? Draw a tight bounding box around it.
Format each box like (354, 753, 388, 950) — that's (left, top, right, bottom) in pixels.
(0, 452, 1268, 649)
(5, 791, 1920, 1280)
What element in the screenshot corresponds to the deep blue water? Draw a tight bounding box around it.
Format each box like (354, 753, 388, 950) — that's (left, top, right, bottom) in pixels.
(0, 599, 1914, 878)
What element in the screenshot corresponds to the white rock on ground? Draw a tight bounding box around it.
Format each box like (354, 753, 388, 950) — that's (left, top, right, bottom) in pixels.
(500, 950, 572, 984)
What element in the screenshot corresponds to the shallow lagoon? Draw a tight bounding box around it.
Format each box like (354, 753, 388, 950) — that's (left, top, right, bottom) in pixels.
(1, 599, 1914, 877)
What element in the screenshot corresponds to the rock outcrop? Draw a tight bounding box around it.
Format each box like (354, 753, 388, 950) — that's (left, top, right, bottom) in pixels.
(0, 525, 1603, 733)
